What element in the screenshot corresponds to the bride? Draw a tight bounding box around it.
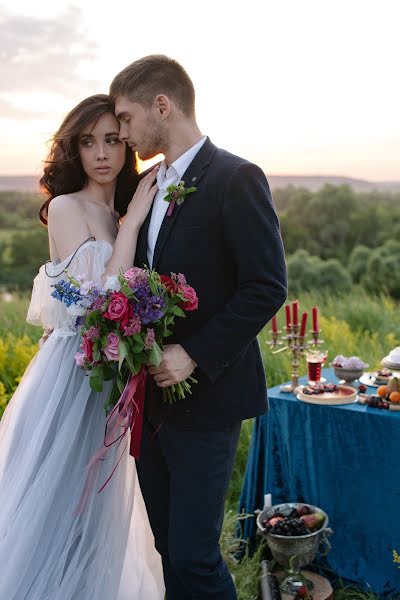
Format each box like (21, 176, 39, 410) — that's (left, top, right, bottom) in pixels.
(0, 94, 165, 599)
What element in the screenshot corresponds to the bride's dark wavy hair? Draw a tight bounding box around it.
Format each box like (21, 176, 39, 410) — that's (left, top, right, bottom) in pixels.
(39, 94, 139, 225)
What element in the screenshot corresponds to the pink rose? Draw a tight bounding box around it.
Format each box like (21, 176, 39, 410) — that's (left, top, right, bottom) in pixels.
(103, 332, 120, 361)
(75, 352, 86, 367)
(180, 285, 199, 311)
(104, 292, 131, 326)
(82, 336, 93, 362)
(124, 267, 148, 288)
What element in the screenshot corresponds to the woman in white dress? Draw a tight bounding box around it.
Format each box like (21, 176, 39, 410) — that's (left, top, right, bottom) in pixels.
(0, 94, 165, 599)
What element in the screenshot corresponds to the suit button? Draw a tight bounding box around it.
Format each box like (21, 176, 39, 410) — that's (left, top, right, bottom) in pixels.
(222, 361, 230, 368)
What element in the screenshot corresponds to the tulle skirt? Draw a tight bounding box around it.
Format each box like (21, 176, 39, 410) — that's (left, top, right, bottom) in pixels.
(0, 330, 164, 600)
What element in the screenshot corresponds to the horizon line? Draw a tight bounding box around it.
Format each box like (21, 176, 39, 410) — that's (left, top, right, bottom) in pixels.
(0, 172, 399, 184)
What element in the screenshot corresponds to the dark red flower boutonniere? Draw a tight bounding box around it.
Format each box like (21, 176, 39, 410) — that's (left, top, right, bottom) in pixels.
(164, 180, 197, 217)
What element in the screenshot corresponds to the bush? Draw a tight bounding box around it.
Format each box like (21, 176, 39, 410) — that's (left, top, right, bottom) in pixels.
(364, 240, 400, 298)
(348, 245, 372, 283)
(287, 250, 351, 295)
(0, 333, 38, 416)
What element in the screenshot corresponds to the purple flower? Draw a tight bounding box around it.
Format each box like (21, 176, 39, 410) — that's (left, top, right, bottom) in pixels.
(176, 273, 187, 286)
(123, 316, 142, 336)
(133, 282, 166, 325)
(86, 326, 100, 341)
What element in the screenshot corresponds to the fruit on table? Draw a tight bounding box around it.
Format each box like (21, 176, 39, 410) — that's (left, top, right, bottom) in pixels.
(300, 512, 325, 531)
(388, 377, 399, 394)
(295, 504, 313, 516)
(377, 385, 389, 397)
(389, 391, 400, 403)
(363, 395, 389, 409)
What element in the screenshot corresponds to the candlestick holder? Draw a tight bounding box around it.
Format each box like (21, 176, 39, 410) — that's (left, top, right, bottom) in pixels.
(269, 326, 323, 394)
(268, 329, 285, 351)
(309, 330, 324, 348)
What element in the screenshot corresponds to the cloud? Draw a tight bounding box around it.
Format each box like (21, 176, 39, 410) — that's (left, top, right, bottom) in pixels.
(0, 97, 56, 120)
(0, 7, 99, 97)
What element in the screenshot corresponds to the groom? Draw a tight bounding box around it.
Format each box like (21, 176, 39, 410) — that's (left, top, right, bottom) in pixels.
(110, 55, 287, 599)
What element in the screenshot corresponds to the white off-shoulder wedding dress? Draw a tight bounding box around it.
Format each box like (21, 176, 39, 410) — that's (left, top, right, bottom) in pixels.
(0, 239, 164, 600)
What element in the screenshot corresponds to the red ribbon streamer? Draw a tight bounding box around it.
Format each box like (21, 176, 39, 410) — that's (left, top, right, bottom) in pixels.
(75, 367, 147, 515)
(167, 200, 175, 217)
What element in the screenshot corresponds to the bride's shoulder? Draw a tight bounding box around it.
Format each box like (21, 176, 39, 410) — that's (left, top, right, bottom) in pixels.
(48, 193, 83, 214)
(48, 194, 85, 226)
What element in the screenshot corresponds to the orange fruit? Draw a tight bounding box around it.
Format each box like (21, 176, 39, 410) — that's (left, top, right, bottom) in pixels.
(377, 385, 389, 397)
(389, 391, 400, 403)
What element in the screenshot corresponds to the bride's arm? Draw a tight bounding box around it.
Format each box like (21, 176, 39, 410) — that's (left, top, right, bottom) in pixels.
(105, 168, 158, 276)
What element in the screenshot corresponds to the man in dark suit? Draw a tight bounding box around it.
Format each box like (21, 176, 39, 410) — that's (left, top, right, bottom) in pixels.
(111, 55, 287, 600)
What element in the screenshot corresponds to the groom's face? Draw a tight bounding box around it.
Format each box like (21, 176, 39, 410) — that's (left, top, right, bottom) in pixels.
(115, 95, 165, 161)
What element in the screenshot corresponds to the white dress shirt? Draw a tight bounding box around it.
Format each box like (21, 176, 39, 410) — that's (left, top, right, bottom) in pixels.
(147, 136, 207, 267)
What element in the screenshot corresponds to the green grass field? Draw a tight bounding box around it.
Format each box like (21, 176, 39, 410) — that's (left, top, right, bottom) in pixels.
(1, 291, 399, 599)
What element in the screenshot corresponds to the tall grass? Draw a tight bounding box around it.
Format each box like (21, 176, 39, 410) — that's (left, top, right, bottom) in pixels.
(0, 293, 41, 341)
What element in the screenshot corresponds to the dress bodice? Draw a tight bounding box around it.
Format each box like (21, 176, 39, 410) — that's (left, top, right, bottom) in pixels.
(26, 239, 113, 331)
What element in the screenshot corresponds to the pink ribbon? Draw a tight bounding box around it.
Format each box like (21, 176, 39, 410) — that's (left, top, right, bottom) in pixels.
(75, 367, 147, 515)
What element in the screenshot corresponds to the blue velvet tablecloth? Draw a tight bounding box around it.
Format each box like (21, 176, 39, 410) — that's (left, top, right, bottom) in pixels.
(239, 368, 400, 596)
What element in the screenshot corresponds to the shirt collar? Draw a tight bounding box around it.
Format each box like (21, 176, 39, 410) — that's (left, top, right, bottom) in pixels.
(156, 136, 207, 190)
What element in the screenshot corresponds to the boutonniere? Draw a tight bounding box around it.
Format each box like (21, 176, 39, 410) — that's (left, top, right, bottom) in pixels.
(164, 180, 197, 217)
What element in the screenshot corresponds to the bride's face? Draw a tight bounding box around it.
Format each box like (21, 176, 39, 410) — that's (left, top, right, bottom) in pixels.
(79, 113, 126, 185)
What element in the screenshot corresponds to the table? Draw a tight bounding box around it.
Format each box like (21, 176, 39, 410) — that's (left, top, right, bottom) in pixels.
(239, 369, 400, 596)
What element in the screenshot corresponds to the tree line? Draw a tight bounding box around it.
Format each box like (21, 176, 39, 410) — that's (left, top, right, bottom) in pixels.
(0, 185, 399, 296)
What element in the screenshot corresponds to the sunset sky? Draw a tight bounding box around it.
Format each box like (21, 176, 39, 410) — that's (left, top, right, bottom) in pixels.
(0, 0, 399, 180)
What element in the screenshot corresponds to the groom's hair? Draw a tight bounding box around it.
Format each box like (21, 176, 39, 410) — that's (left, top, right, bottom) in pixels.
(110, 55, 195, 118)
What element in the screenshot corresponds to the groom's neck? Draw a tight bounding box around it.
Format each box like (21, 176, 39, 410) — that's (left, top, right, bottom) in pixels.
(163, 121, 203, 166)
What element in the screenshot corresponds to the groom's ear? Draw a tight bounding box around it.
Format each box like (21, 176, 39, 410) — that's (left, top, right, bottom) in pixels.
(154, 94, 170, 120)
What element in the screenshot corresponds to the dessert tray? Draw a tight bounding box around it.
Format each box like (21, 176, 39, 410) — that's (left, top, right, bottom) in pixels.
(359, 369, 399, 387)
(297, 383, 358, 405)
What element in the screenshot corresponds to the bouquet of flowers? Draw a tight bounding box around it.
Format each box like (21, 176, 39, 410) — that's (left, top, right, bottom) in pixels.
(52, 266, 199, 503)
(51, 266, 199, 409)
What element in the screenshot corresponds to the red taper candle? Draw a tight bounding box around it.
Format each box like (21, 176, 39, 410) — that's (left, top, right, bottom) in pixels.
(312, 306, 319, 332)
(292, 300, 299, 326)
(300, 312, 308, 337)
(271, 315, 278, 334)
(285, 305, 291, 329)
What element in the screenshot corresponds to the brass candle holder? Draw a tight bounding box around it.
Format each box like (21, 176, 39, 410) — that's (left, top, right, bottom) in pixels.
(269, 326, 324, 394)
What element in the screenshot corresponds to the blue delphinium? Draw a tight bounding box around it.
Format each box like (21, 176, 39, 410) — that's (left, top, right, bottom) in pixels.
(51, 280, 84, 307)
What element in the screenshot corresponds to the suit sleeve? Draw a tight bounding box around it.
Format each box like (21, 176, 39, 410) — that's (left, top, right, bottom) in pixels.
(180, 162, 287, 383)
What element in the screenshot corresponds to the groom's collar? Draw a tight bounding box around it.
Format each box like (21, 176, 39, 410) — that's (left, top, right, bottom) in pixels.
(179, 136, 217, 185)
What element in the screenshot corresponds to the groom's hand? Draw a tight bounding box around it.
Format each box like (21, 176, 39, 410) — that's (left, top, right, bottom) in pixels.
(148, 344, 196, 387)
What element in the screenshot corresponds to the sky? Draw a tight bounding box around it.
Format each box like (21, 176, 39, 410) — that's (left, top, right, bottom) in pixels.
(0, 0, 399, 181)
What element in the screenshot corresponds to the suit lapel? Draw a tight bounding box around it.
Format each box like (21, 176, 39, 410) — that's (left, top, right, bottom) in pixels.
(152, 137, 217, 271)
(136, 206, 152, 268)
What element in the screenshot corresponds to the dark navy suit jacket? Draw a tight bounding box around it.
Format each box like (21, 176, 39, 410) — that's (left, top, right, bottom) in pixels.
(134, 138, 287, 430)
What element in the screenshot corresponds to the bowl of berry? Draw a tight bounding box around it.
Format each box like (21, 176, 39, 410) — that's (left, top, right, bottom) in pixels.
(257, 503, 333, 570)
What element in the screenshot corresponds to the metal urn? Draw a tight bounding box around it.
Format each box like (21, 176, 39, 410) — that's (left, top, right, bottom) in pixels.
(256, 502, 333, 593)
